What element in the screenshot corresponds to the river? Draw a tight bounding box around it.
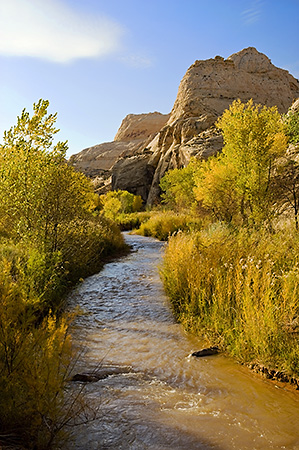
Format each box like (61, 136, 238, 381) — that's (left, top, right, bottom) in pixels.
(67, 233, 299, 450)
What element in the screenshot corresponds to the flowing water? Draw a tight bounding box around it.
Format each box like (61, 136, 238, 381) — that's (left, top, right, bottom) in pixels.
(68, 233, 299, 450)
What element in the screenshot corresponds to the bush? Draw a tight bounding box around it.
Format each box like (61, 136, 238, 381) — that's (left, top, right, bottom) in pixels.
(115, 211, 152, 231)
(135, 211, 203, 240)
(59, 216, 128, 283)
(0, 256, 75, 449)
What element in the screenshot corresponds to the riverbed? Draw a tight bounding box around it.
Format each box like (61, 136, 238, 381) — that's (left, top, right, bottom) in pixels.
(67, 233, 299, 449)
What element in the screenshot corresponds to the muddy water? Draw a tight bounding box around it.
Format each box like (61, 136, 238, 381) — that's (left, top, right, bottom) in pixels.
(68, 233, 299, 450)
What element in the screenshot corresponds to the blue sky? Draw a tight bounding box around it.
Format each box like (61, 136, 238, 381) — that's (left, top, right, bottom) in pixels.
(1, 0, 299, 158)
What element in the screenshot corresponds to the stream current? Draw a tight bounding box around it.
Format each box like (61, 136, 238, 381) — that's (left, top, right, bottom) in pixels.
(68, 233, 299, 449)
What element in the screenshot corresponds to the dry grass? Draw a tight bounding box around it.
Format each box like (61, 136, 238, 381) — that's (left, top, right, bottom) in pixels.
(161, 223, 299, 377)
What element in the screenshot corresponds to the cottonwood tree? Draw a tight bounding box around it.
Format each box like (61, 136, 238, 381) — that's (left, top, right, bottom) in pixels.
(274, 102, 299, 229)
(196, 99, 288, 226)
(284, 107, 299, 144)
(194, 156, 240, 223)
(100, 190, 143, 220)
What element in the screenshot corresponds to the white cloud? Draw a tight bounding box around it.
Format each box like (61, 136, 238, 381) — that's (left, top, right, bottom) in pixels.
(241, 0, 263, 25)
(0, 0, 125, 63)
(118, 54, 153, 69)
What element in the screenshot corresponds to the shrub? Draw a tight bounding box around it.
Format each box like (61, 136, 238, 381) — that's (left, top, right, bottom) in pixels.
(0, 257, 77, 449)
(136, 212, 203, 241)
(115, 211, 151, 231)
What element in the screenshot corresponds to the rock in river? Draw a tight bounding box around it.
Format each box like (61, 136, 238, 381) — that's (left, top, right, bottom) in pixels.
(192, 346, 220, 357)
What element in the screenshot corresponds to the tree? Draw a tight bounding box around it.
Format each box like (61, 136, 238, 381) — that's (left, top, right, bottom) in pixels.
(0, 99, 96, 251)
(273, 105, 299, 229)
(274, 157, 299, 230)
(100, 190, 143, 220)
(214, 99, 287, 226)
(284, 107, 299, 144)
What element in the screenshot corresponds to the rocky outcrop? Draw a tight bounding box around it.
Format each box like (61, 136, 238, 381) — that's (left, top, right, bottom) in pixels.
(290, 97, 299, 114)
(114, 112, 171, 142)
(169, 47, 298, 124)
(112, 153, 156, 200)
(69, 47, 299, 204)
(68, 112, 169, 196)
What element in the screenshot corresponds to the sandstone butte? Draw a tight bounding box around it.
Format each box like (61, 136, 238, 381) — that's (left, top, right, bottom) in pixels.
(69, 47, 299, 205)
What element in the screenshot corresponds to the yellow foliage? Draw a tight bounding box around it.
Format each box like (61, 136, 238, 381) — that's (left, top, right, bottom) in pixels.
(194, 157, 239, 222)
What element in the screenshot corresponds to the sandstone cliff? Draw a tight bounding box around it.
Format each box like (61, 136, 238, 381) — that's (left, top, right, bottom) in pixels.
(68, 112, 169, 195)
(70, 47, 299, 203)
(144, 47, 299, 204)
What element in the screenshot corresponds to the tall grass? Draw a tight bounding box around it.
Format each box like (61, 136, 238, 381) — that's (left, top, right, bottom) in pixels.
(161, 224, 299, 377)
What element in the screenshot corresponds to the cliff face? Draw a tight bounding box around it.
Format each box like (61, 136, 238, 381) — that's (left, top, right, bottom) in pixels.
(69, 47, 299, 203)
(169, 47, 297, 123)
(143, 47, 299, 204)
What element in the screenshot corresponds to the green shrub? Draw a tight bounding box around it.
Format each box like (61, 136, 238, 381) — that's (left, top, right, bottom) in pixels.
(115, 211, 151, 231)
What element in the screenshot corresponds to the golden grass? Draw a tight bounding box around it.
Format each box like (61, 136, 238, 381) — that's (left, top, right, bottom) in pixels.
(161, 224, 299, 377)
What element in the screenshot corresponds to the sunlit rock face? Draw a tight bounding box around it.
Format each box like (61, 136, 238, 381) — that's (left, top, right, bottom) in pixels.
(145, 47, 299, 204)
(69, 47, 299, 203)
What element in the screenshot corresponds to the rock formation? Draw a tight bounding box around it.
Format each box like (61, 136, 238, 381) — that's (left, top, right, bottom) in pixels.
(144, 47, 299, 204)
(69, 47, 299, 204)
(69, 112, 169, 195)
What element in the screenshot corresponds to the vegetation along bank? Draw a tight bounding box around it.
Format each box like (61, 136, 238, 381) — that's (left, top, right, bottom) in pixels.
(0, 100, 127, 449)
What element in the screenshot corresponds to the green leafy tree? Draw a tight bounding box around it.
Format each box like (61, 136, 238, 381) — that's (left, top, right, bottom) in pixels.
(0, 99, 95, 251)
(284, 107, 299, 144)
(0, 100, 63, 235)
(100, 190, 143, 220)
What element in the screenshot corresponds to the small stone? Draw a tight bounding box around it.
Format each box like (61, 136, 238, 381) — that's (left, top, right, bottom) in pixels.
(72, 373, 101, 382)
(192, 346, 220, 357)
